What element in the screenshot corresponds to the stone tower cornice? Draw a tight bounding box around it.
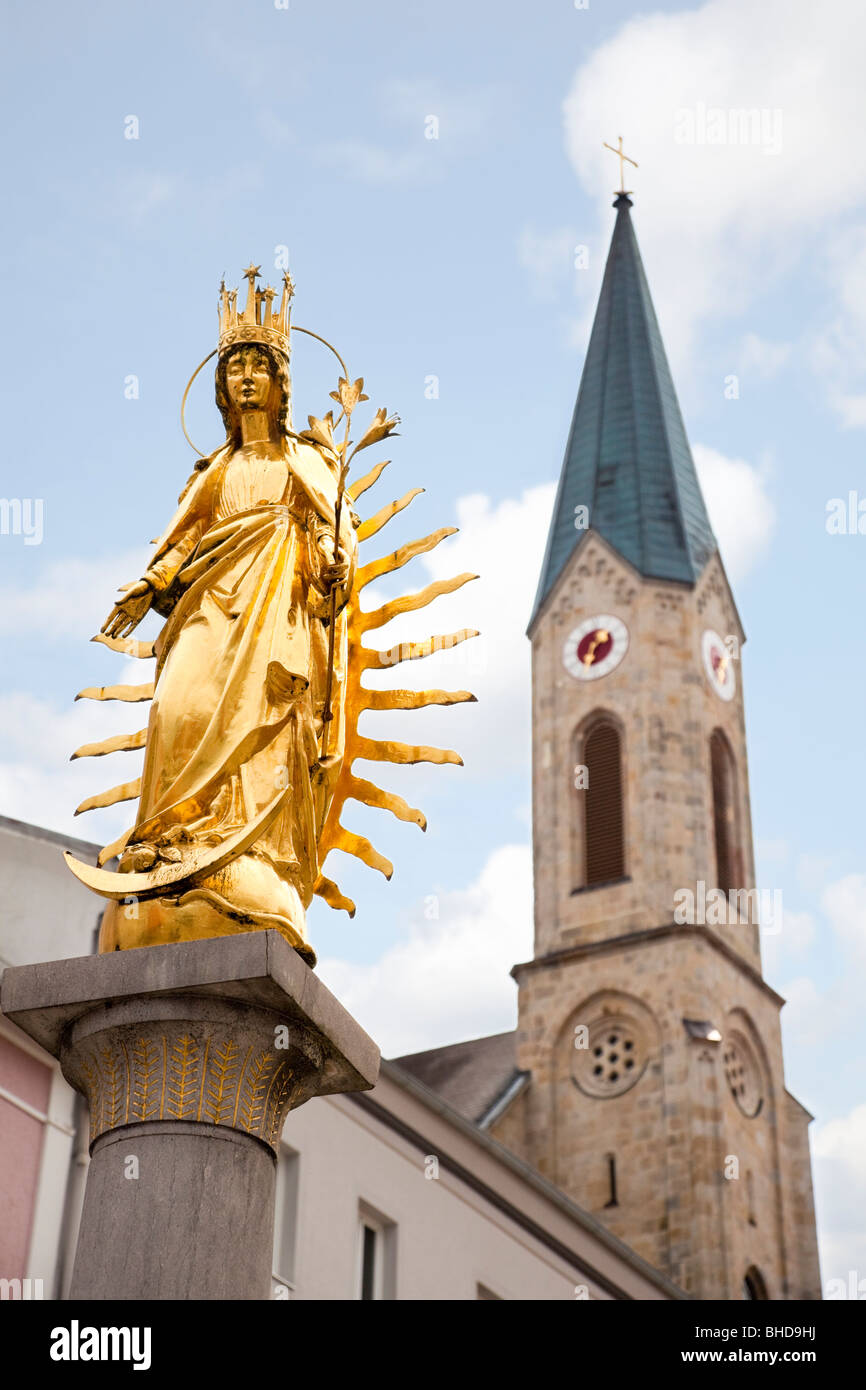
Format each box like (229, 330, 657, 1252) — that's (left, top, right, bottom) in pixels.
(511, 921, 785, 1007)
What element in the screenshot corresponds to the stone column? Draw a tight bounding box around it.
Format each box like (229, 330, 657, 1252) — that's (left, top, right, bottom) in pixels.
(1, 931, 379, 1300)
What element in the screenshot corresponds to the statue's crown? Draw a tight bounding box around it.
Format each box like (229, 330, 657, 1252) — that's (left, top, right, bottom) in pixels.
(218, 262, 294, 358)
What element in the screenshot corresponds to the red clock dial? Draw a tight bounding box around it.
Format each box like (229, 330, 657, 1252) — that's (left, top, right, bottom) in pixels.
(701, 628, 736, 701)
(563, 615, 628, 681)
(576, 628, 614, 668)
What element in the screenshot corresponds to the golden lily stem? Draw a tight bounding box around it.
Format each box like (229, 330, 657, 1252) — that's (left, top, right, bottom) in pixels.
(320, 413, 353, 758)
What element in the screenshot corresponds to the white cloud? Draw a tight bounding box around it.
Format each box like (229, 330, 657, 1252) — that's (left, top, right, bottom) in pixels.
(813, 1104, 866, 1289)
(316, 78, 501, 185)
(518, 225, 579, 302)
(107, 165, 257, 230)
(0, 548, 151, 641)
(760, 907, 815, 982)
(812, 225, 866, 427)
(777, 908, 815, 955)
(562, 0, 866, 417)
(820, 874, 866, 965)
(777, 973, 825, 1052)
(358, 482, 555, 779)
(316, 842, 532, 1057)
(381, 78, 500, 144)
(0, 547, 157, 837)
(797, 851, 838, 896)
(0, 681, 150, 844)
(829, 393, 866, 430)
(256, 111, 295, 148)
(315, 140, 427, 185)
(116, 172, 180, 223)
(754, 836, 790, 867)
(754, 869, 866, 1281)
(739, 332, 791, 380)
(693, 443, 776, 582)
(777, 873, 866, 1040)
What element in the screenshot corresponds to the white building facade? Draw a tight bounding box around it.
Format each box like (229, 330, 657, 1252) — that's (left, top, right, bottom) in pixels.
(0, 815, 680, 1302)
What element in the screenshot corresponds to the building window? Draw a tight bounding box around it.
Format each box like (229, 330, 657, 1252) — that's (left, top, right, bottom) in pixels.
(571, 1013, 647, 1099)
(746, 1170, 757, 1227)
(743, 1266, 768, 1300)
(710, 729, 740, 892)
(360, 1222, 378, 1301)
(604, 1154, 618, 1208)
(356, 1203, 396, 1300)
(580, 717, 625, 887)
(722, 1032, 763, 1119)
(272, 1146, 299, 1297)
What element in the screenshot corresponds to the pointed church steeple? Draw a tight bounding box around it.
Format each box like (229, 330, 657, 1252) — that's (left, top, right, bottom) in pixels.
(531, 195, 716, 626)
(510, 187, 819, 1305)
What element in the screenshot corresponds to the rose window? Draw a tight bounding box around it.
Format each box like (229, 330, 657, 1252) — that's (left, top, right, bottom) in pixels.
(572, 1016, 647, 1098)
(722, 1034, 763, 1118)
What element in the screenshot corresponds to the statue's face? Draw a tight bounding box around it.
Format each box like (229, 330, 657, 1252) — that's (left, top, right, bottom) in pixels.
(224, 346, 276, 412)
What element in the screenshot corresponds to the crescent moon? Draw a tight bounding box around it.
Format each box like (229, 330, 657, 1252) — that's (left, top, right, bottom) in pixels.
(64, 787, 290, 901)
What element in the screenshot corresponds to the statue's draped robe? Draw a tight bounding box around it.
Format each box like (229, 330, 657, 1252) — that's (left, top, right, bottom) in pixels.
(131, 436, 356, 919)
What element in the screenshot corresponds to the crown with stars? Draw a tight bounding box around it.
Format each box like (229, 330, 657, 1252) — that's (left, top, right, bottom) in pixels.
(218, 262, 294, 358)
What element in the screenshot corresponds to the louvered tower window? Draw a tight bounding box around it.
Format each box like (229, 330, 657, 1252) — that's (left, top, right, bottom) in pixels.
(710, 729, 739, 892)
(582, 719, 625, 886)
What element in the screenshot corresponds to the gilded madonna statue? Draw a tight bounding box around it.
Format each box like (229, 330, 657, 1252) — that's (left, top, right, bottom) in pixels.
(66, 264, 477, 965)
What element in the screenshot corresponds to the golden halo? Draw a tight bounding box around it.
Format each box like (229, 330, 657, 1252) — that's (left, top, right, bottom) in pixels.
(180, 326, 350, 457)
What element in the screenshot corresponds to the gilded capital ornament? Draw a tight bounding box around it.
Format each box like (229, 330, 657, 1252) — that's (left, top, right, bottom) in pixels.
(63, 995, 323, 1151)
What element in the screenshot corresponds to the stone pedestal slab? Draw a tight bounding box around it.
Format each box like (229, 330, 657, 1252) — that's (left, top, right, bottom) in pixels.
(1, 931, 379, 1300)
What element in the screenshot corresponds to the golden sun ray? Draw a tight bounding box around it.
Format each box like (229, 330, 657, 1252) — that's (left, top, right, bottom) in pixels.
(357, 488, 425, 541)
(71, 729, 148, 760)
(348, 458, 390, 502)
(355, 527, 457, 590)
(98, 829, 134, 867)
(360, 572, 478, 631)
(74, 779, 142, 816)
(75, 683, 155, 703)
(90, 634, 156, 659)
(314, 478, 477, 913)
(358, 688, 476, 712)
(358, 629, 479, 670)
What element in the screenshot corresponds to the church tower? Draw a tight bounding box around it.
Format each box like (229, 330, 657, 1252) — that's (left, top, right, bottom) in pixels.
(492, 193, 821, 1300)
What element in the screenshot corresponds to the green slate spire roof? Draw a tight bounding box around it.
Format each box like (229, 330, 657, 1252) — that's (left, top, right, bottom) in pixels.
(531, 194, 717, 625)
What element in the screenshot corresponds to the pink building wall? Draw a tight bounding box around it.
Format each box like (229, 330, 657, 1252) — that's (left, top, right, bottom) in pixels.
(0, 1034, 52, 1278)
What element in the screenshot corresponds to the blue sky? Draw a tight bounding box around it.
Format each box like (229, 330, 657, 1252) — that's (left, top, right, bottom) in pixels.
(2, 0, 865, 1287)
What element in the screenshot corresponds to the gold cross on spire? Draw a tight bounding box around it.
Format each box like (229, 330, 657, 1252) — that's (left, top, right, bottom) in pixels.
(603, 135, 638, 194)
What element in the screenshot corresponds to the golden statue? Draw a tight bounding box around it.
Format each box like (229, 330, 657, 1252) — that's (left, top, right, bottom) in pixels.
(65, 263, 477, 965)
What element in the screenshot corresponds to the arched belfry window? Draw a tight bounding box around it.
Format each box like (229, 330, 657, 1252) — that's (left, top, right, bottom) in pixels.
(710, 729, 740, 893)
(579, 717, 625, 888)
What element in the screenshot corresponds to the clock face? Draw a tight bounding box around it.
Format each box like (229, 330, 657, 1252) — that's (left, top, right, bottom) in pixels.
(702, 628, 736, 701)
(563, 615, 629, 681)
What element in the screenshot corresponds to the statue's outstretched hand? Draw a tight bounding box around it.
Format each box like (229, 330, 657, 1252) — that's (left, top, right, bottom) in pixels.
(101, 578, 154, 640)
